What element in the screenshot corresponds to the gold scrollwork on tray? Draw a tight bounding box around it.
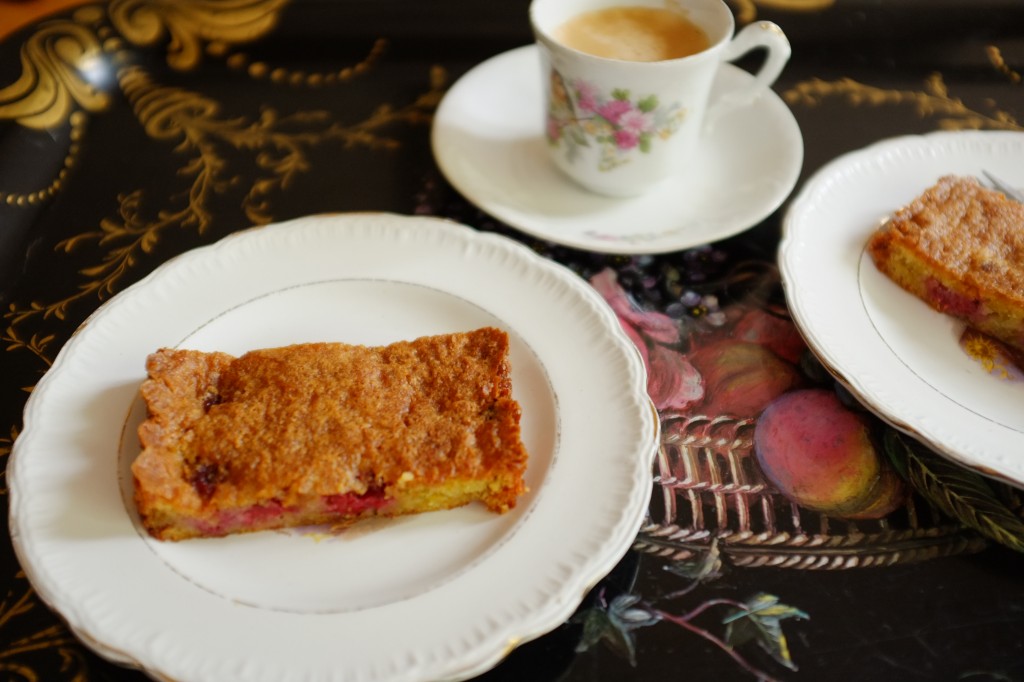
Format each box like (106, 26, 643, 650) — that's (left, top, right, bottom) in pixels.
(2, 58, 446, 362)
(0, 0, 290, 130)
(785, 73, 1022, 130)
(227, 37, 389, 87)
(0, 0, 427, 215)
(107, 0, 290, 71)
(0, 0, 444, 372)
(0, 426, 14, 493)
(0, 110, 87, 208)
(987, 45, 1023, 85)
(784, 47, 1022, 131)
(0, 16, 110, 130)
(0, 571, 90, 681)
(1, 0, 446, 375)
(0, 0, 296, 212)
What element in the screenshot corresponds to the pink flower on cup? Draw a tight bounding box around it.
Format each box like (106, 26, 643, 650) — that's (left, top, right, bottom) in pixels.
(614, 129, 640, 150)
(545, 71, 687, 172)
(620, 109, 653, 135)
(597, 99, 633, 126)
(576, 80, 599, 112)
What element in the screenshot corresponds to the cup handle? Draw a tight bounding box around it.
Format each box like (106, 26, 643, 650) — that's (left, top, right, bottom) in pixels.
(704, 21, 791, 130)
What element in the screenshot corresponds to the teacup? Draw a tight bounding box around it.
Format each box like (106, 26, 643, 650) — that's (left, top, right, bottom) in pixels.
(530, 0, 791, 197)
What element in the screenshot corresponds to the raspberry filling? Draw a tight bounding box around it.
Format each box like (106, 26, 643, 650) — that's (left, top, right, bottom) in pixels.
(237, 499, 289, 526)
(192, 502, 293, 536)
(190, 488, 392, 536)
(925, 277, 981, 319)
(325, 487, 389, 515)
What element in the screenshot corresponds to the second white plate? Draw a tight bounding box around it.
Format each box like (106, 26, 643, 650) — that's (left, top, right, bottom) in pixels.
(781, 130, 1024, 486)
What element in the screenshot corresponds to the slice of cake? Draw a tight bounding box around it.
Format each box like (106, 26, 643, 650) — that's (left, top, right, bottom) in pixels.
(867, 175, 1024, 350)
(132, 328, 529, 541)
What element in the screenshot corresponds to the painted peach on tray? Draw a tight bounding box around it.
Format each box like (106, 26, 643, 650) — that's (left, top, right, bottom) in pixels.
(688, 340, 803, 418)
(753, 389, 907, 519)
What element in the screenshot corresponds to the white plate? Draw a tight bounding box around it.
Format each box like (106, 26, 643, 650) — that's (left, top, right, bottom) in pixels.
(432, 45, 803, 254)
(780, 130, 1024, 486)
(8, 213, 657, 682)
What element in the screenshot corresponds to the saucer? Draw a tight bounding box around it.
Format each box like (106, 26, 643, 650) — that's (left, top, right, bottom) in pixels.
(432, 45, 803, 254)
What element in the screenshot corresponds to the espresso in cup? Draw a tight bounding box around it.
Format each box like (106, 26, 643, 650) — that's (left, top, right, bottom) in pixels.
(553, 6, 710, 62)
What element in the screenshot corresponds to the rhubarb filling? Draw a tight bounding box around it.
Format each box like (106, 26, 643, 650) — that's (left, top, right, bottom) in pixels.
(187, 489, 393, 537)
(924, 277, 981, 319)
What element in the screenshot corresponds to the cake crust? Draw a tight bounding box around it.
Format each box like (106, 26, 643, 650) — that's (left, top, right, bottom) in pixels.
(867, 175, 1024, 350)
(132, 328, 529, 540)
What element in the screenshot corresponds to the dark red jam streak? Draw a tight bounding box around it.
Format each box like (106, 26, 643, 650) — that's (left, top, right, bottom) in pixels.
(324, 486, 389, 515)
(237, 499, 288, 525)
(925, 277, 981, 319)
(189, 463, 222, 501)
(193, 487, 391, 536)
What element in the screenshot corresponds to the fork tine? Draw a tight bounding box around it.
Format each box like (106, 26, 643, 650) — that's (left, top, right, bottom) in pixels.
(982, 170, 1024, 203)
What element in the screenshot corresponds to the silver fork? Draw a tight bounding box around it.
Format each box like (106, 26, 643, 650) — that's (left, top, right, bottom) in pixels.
(982, 170, 1024, 203)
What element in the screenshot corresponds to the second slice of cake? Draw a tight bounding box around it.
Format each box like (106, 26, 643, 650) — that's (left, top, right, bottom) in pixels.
(132, 328, 529, 541)
(867, 175, 1024, 351)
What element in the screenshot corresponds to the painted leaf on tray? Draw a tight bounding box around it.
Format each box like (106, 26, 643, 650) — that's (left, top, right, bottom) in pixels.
(572, 593, 661, 666)
(723, 593, 809, 671)
(883, 429, 1024, 553)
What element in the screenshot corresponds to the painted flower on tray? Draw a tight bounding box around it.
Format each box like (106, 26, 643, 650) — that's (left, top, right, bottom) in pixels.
(590, 269, 703, 411)
(547, 71, 686, 171)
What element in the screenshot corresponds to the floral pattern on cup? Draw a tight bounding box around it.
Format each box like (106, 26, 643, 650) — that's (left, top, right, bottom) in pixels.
(546, 70, 687, 172)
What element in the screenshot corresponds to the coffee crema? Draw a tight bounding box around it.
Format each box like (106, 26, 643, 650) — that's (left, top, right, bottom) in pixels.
(552, 6, 710, 62)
